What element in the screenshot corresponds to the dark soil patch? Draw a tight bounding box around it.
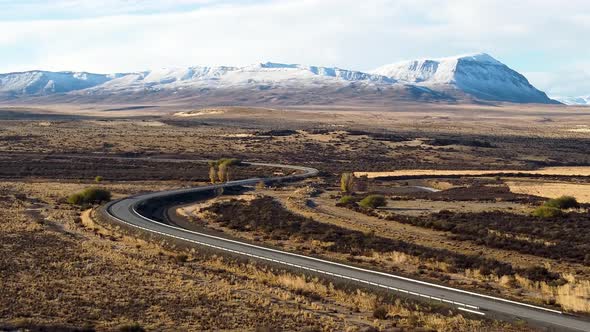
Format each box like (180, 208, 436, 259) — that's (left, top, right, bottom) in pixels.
(389, 210, 590, 264)
(401, 184, 542, 203)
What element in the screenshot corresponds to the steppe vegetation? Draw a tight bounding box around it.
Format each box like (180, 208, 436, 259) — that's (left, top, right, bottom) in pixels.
(208, 158, 243, 183)
(2, 105, 590, 330)
(67, 187, 112, 206)
(0, 181, 517, 331)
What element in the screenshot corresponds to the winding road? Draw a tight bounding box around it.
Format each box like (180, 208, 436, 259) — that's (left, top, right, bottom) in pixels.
(100, 160, 590, 332)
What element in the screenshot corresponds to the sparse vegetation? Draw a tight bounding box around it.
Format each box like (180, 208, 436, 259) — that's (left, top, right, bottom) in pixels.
(544, 196, 579, 210)
(372, 304, 389, 320)
(338, 195, 356, 205)
(217, 162, 231, 182)
(532, 206, 563, 218)
(0, 181, 509, 331)
(118, 323, 145, 332)
(340, 172, 355, 193)
(3, 106, 590, 328)
(203, 196, 560, 281)
(209, 158, 242, 183)
(94, 175, 103, 183)
(208, 163, 217, 184)
(67, 187, 111, 206)
(388, 210, 590, 264)
(359, 194, 386, 209)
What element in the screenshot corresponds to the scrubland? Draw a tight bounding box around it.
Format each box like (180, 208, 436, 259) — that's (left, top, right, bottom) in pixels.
(1, 104, 590, 330)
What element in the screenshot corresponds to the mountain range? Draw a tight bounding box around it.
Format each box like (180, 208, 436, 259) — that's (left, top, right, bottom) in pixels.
(554, 96, 590, 106)
(0, 53, 561, 105)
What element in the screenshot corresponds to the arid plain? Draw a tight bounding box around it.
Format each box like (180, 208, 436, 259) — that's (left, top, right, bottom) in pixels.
(1, 102, 589, 331)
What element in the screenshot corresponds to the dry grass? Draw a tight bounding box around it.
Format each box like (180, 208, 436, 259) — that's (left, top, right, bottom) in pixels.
(228, 186, 590, 314)
(0, 104, 588, 330)
(0, 179, 521, 331)
(355, 167, 590, 179)
(513, 274, 590, 313)
(506, 180, 590, 203)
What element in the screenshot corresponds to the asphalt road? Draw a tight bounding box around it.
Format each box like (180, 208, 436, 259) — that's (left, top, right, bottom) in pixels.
(101, 161, 590, 332)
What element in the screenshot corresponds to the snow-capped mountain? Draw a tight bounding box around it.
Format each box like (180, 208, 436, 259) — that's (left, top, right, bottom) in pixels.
(372, 53, 557, 104)
(0, 71, 113, 96)
(554, 96, 590, 106)
(0, 54, 560, 105)
(84, 62, 395, 94)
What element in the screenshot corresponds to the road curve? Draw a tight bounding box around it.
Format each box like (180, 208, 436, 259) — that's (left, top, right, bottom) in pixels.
(100, 160, 590, 332)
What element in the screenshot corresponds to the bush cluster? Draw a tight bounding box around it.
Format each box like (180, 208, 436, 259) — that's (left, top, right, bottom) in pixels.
(338, 195, 356, 205)
(358, 195, 386, 209)
(532, 206, 563, 218)
(67, 187, 111, 206)
(372, 305, 389, 319)
(543, 196, 579, 210)
(214, 158, 242, 167)
(531, 196, 578, 219)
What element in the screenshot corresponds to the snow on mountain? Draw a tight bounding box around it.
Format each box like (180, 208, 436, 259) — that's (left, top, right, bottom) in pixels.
(372, 53, 557, 104)
(83, 63, 394, 94)
(0, 71, 112, 96)
(0, 55, 560, 105)
(554, 96, 590, 105)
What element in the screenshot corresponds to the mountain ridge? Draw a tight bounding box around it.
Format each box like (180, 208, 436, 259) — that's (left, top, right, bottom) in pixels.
(0, 54, 560, 105)
(554, 96, 590, 106)
(372, 53, 555, 104)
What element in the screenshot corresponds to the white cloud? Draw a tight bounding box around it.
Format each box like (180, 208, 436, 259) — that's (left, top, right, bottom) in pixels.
(0, 0, 589, 95)
(0, 0, 218, 19)
(526, 63, 590, 97)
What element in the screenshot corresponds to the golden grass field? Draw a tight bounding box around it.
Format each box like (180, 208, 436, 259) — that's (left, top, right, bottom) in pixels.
(354, 167, 590, 179)
(506, 180, 590, 203)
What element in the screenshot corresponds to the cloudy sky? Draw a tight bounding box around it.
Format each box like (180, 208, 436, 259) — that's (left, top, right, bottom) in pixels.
(1, 0, 589, 96)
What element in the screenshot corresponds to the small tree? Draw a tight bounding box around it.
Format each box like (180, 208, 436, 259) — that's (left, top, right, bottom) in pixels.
(212, 158, 241, 183)
(218, 163, 230, 182)
(208, 163, 217, 184)
(94, 176, 103, 183)
(340, 172, 355, 193)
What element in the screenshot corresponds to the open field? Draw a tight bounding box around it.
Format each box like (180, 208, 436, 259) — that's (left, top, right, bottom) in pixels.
(354, 167, 590, 179)
(1, 103, 589, 330)
(506, 180, 590, 203)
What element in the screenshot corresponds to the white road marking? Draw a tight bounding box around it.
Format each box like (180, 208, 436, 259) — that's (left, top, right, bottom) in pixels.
(458, 307, 486, 316)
